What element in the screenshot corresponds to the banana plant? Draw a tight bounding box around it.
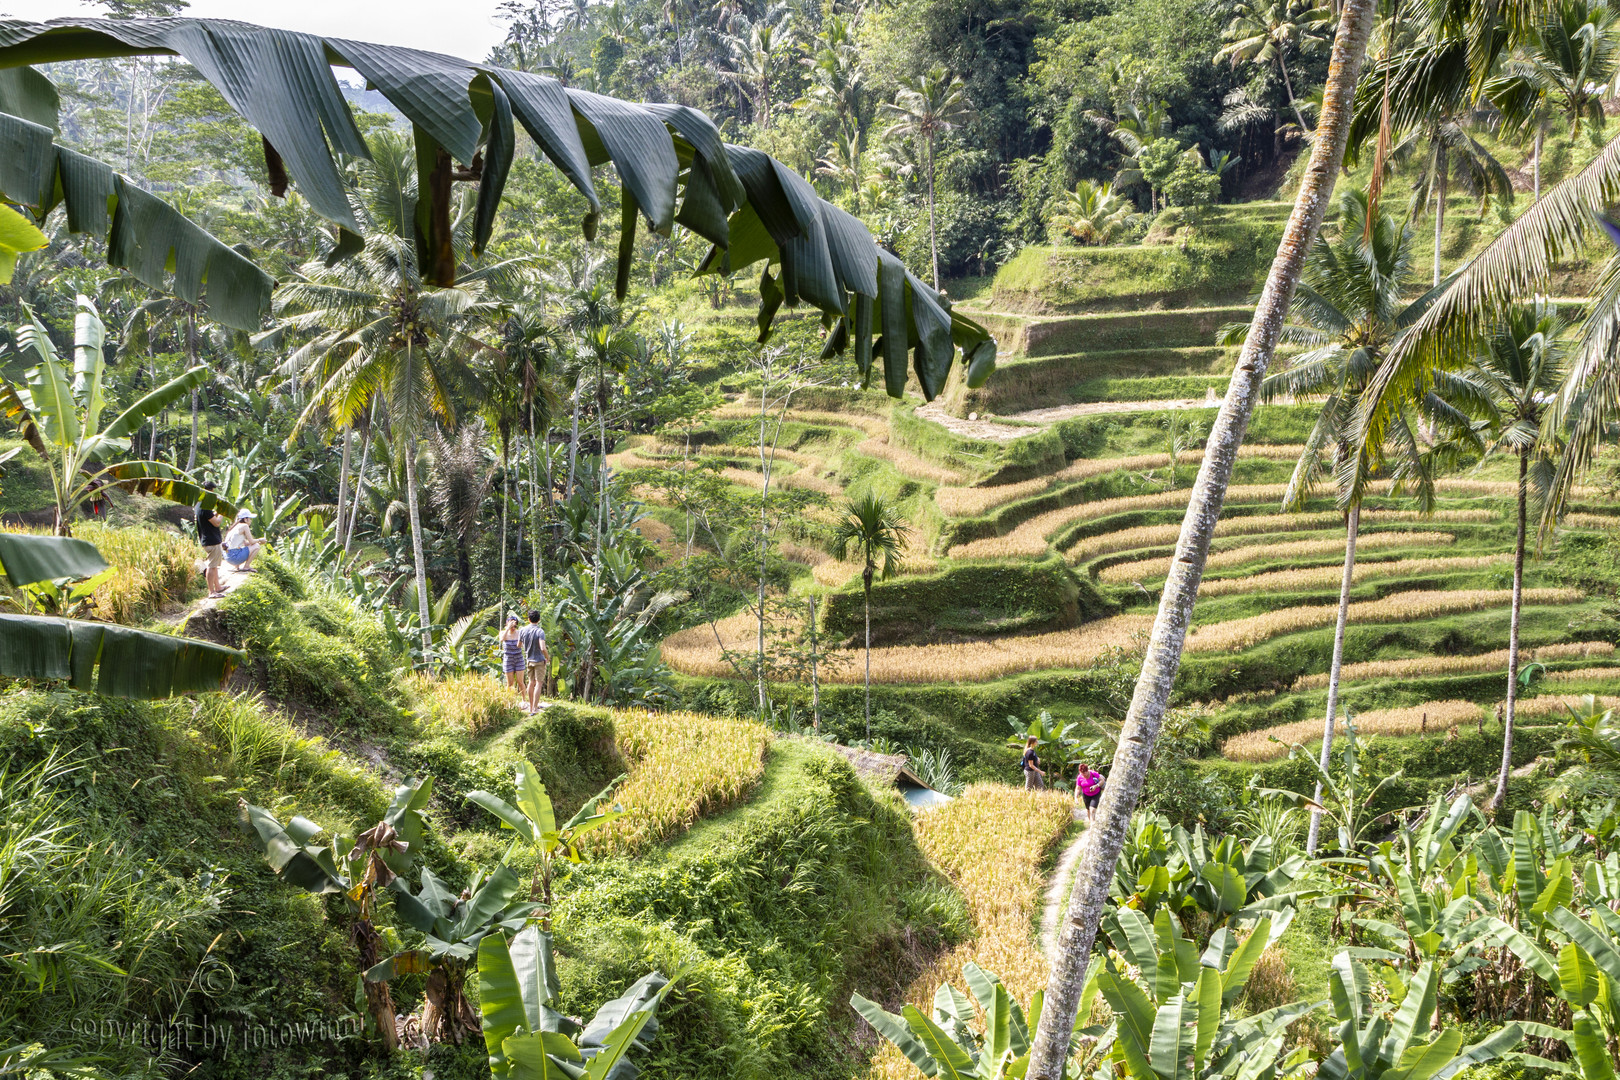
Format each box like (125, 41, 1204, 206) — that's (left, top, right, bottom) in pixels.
(1102, 908, 1287, 1008)
(1468, 901, 1620, 1045)
(1112, 812, 1311, 929)
(1319, 957, 1521, 1080)
(1, 297, 220, 534)
(0, 202, 45, 283)
(466, 761, 625, 917)
(239, 776, 434, 1053)
(1351, 795, 1485, 975)
(478, 923, 671, 1079)
(851, 962, 1052, 1080)
(0, 532, 242, 697)
(366, 864, 539, 1045)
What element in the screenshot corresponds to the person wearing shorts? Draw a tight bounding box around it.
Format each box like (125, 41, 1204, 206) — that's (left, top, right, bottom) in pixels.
(518, 610, 548, 713)
(195, 483, 226, 598)
(500, 614, 525, 694)
(1021, 736, 1045, 790)
(1077, 765, 1104, 823)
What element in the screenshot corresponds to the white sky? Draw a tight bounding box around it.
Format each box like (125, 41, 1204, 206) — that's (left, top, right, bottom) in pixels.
(0, 1, 512, 62)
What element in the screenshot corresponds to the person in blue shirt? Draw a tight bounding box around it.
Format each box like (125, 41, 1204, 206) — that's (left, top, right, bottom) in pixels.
(519, 610, 549, 713)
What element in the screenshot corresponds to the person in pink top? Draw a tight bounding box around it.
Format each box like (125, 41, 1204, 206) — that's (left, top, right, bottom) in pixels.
(1076, 764, 1105, 823)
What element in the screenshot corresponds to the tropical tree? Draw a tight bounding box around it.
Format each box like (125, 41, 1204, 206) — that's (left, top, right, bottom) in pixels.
(831, 494, 908, 743)
(1050, 179, 1132, 245)
(1215, 0, 1333, 135)
(1394, 108, 1511, 286)
(275, 133, 508, 656)
(0, 297, 213, 534)
(722, 5, 796, 130)
(1027, 0, 1383, 1072)
(1457, 302, 1567, 813)
(1224, 187, 1467, 852)
(881, 64, 973, 288)
(1490, 0, 1620, 200)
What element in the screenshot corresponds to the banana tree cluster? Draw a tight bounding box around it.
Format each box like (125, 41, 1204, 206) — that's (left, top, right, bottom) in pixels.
(1111, 812, 1310, 930)
(851, 962, 1049, 1080)
(0, 16, 997, 396)
(239, 776, 434, 1052)
(1, 297, 225, 535)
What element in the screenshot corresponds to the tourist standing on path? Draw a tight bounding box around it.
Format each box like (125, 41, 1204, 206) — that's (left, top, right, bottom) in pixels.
(195, 483, 226, 599)
(500, 614, 525, 695)
(1022, 736, 1046, 790)
(519, 610, 549, 714)
(1076, 764, 1104, 823)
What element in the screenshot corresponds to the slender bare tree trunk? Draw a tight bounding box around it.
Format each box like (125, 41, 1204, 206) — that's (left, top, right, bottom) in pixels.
(1025, 1, 1377, 1073)
(1306, 501, 1359, 853)
(1533, 123, 1543, 202)
(344, 399, 375, 554)
(335, 424, 352, 544)
(925, 134, 940, 290)
(1490, 450, 1528, 814)
(565, 374, 583, 500)
(499, 432, 510, 616)
(863, 569, 873, 742)
(404, 430, 434, 662)
(185, 311, 200, 473)
(809, 594, 821, 729)
(757, 371, 772, 714)
(1278, 53, 1310, 133)
(1433, 150, 1446, 288)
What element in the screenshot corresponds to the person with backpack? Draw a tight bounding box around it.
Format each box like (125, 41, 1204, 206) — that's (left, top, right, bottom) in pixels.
(1021, 736, 1045, 790)
(1076, 763, 1105, 823)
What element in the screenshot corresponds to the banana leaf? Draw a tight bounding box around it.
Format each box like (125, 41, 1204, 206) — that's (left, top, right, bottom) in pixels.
(0, 611, 243, 697)
(0, 532, 107, 587)
(0, 63, 55, 127)
(0, 203, 45, 283)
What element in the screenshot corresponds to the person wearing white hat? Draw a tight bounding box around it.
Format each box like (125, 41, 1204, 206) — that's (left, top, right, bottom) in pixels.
(222, 508, 264, 572)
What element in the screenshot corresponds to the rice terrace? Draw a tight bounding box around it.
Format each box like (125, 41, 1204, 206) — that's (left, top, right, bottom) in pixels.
(5, 1, 1620, 1079)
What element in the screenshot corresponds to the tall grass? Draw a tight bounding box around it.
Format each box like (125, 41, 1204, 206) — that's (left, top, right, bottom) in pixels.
(663, 612, 1153, 682)
(3, 522, 199, 624)
(1196, 554, 1508, 597)
(1292, 641, 1615, 688)
(935, 445, 1307, 518)
(1099, 531, 1457, 583)
(1221, 700, 1485, 761)
(1068, 510, 1496, 564)
(866, 785, 1073, 1080)
(1184, 588, 1583, 653)
(951, 484, 1293, 559)
(586, 709, 770, 855)
(406, 672, 525, 738)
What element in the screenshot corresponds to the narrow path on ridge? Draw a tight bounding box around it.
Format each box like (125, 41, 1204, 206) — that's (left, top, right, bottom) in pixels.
(916, 396, 1228, 443)
(1040, 809, 1087, 963)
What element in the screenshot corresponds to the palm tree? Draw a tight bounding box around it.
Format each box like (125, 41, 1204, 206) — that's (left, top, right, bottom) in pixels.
(722, 6, 796, 130)
(831, 494, 908, 743)
(1109, 96, 1173, 211)
(880, 64, 973, 289)
(481, 307, 556, 606)
(1394, 109, 1511, 286)
(1490, 0, 1620, 201)
(1215, 0, 1333, 136)
(275, 133, 510, 656)
(1228, 187, 1467, 852)
(1027, 0, 1381, 1071)
(1457, 302, 1566, 813)
(1051, 179, 1132, 245)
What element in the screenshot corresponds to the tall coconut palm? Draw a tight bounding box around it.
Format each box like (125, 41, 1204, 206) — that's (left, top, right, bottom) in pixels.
(830, 494, 907, 743)
(1490, 0, 1620, 201)
(1395, 109, 1511, 286)
(722, 5, 796, 130)
(1458, 302, 1566, 813)
(1226, 186, 1468, 852)
(275, 133, 511, 656)
(1215, 0, 1333, 136)
(1026, 0, 1381, 1072)
(880, 64, 973, 289)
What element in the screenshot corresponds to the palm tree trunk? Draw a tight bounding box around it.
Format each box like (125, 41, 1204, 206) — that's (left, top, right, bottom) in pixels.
(1278, 53, 1310, 133)
(863, 574, 873, 742)
(499, 432, 510, 612)
(1433, 149, 1447, 288)
(757, 372, 772, 714)
(344, 399, 376, 555)
(809, 594, 821, 729)
(1025, 0, 1377, 1072)
(1533, 123, 1543, 202)
(184, 310, 200, 473)
(1491, 450, 1528, 814)
(1306, 501, 1359, 854)
(404, 431, 434, 663)
(335, 423, 352, 544)
(925, 134, 940, 290)
(565, 374, 583, 500)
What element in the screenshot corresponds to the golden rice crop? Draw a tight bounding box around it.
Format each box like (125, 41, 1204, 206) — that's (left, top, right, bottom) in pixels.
(1101, 531, 1457, 583)
(865, 784, 1074, 1080)
(586, 709, 770, 856)
(405, 671, 524, 738)
(1547, 667, 1620, 684)
(1426, 478, 1599, 499)
(951, 484, 1293, 559)
(1563, 512, 1620, 530)
(663, 612, 1153, 683)
(1509, 694, 1620, 718)
(1196, 554, 1507, 597)
(1221, 699, 1485, 761)
(853, 437, 967, 485)
(1184, 588, 1583, 654)
(632, 516, 676, 547)
(1069, 509, 1497, 564)
(59, 522, 198, 624)
(714, 404, 892, 439)
(1293, 640, 1616, 688)
(935, 445, 1307, 518)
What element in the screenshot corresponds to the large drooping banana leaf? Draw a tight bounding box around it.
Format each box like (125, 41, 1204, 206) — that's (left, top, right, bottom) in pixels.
(0, 108, 271, 331)
(0, 16, 995, 400)
(0, 202, 44, 283)
(0, 611, 243, 697)
(0, 531, 108, 586)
